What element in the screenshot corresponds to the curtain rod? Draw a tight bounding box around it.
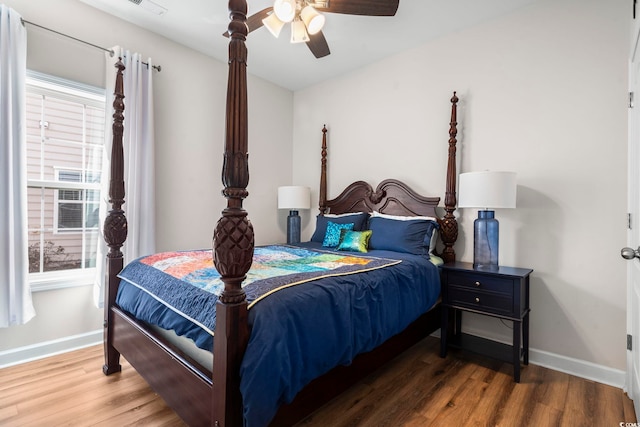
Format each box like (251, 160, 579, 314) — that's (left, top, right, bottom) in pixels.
(21, 19, 162, 72)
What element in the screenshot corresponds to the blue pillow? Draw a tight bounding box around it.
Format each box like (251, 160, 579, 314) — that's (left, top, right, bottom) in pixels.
(368, 216, 438, 255)
(311, 212, 369, 243)
(322, 221, 354, 247)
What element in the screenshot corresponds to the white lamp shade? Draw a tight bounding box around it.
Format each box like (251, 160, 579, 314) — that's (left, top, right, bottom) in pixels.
(278, 186, 311, 209)
(301, 6, 325, 35)
(263, 13, 285, 38)
(290, 19, 310, 43)
(274, 0, 296, 23)
(458, 171, 517, 209)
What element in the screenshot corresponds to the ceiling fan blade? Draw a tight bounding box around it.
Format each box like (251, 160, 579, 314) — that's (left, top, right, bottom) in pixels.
(306, 31, 331, 58)
(315, 0, 399, 16)
(247, 7, 273, 32)
(223, 7, 273, 37)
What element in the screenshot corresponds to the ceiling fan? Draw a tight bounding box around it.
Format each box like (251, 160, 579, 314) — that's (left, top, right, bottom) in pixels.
(224, 0, 400, 59)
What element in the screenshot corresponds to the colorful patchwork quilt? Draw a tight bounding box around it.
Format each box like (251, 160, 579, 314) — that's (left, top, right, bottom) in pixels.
(118, 245, 401, 334)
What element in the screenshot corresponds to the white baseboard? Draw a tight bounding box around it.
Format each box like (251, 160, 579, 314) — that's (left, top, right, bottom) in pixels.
(529, 347, 626, 389)
(430, 330, 626, 389)
(0, 330, 102, 369)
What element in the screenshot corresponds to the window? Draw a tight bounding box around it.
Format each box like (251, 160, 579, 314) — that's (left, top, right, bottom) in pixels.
(54, 169, 101, 231)
(26, 71, 106, 289)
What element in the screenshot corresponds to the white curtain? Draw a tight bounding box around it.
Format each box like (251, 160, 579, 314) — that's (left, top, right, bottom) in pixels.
(0, 5, 35, 327)
(94, 47, 156, 307)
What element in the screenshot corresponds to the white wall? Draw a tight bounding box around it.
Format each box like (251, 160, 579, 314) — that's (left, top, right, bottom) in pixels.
(293, 0, 629, 372)
(0, 0, 293, 353)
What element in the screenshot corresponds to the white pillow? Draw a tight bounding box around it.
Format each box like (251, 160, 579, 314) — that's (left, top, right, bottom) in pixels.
(371, 211, 437, 222)
(325, 212, 367, 218)
(427, 228, 439, 256)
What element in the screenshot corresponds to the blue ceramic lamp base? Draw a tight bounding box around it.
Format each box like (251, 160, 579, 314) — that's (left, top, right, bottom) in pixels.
(286, 210, 301, 244)
(473, 210, 499, 270)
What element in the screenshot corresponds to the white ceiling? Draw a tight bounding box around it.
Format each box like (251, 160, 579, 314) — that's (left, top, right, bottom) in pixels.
(79, 0, 538, 91)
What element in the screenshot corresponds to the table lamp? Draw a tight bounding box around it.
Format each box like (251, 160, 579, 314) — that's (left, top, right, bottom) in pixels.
(458, 171, 517, 270)
(278, 186, 310, 244)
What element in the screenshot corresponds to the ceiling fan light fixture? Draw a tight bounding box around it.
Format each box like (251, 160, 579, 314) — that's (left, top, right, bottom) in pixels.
(273, 0, 296, 23)
(263, 13, 285, 38)
(290, 19, 310, 44)
(300, 6, 325, 35)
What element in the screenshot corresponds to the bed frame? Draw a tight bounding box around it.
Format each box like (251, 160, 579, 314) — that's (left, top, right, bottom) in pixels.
(102, 2, 459, 426)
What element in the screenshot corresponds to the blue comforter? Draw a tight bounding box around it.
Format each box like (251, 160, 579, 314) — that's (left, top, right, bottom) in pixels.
(116, 242, 440, 427)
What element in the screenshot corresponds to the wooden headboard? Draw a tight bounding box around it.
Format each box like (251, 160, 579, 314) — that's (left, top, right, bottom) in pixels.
(322, 178, 441, 218)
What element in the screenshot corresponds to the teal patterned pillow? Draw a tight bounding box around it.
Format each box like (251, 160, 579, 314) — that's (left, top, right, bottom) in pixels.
(337, 230, 373, 253)
(322, 221, 354, 247)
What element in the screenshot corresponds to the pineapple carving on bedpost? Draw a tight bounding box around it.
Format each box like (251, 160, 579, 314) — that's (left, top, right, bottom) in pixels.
(212, 1, 254, 426)
(102, 59, 127, 375)
(440, 92, 459, 263)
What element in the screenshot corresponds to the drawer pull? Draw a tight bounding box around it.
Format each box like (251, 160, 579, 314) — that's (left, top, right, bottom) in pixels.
(475, 297, 480, 303)
(475, 281, 481, 287)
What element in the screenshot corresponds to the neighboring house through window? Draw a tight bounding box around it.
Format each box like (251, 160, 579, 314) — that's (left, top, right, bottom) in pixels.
(26, 71, 105, 290)
(54, 169, 101, 232)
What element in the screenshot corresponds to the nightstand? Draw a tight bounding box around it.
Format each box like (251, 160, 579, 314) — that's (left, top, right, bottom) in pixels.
(440, 262, 533, 382)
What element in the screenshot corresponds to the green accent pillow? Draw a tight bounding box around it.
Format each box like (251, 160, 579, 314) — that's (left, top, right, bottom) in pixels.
(322, 221, 354, 247)
(336, 230, 373, 253)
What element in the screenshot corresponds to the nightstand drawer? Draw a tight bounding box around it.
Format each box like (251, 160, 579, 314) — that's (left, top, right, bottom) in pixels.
(448, 286, 513, 315)
(446, 271, 515, 296)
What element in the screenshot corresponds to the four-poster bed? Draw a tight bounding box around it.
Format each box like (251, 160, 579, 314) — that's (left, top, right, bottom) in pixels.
(102, 2, 460, 426)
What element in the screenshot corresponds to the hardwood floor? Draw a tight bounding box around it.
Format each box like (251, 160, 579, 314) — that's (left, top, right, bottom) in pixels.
(0, 337, 636, 426)
(0, 344, 184, 426)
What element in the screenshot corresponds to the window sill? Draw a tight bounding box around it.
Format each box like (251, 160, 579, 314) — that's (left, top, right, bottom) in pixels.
(29, 269, 96, 292)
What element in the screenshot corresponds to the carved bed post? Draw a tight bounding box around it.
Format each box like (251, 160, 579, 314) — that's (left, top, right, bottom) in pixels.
(102, 59, 127, 375)
(440, 92, 459, 263)
(212, 1, 253, 426)
(319, 125, 328, 214)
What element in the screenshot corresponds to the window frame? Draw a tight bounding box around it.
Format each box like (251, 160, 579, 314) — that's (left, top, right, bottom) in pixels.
(25, 71, 106, 292)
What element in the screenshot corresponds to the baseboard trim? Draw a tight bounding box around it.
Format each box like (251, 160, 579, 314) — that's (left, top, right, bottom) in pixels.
(529, 348, 626, 389)
(430, 330, 626, 389)
(0, 330, 102, 369)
